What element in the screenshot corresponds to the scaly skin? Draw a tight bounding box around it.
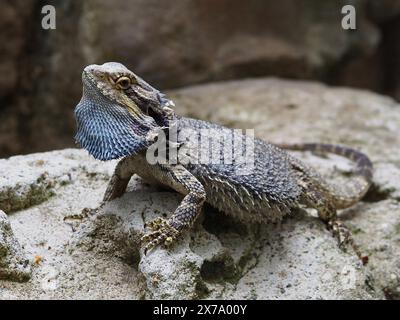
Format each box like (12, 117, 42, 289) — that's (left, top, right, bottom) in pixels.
(74, 62, 373, 262)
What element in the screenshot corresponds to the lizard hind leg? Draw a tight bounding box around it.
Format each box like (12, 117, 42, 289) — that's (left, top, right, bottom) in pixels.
(326, 216, 368, 265)
(304, 186, 368, 264)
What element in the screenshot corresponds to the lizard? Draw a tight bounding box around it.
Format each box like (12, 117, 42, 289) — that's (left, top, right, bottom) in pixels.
(74, 62, 373, 263)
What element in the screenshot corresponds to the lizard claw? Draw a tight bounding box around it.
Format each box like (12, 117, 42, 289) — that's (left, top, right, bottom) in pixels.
(144, 217, 167, 231)
(141, 218, 179, 255)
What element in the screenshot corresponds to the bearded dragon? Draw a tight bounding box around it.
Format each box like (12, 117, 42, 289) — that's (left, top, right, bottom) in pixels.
(74, 62, 372, 263)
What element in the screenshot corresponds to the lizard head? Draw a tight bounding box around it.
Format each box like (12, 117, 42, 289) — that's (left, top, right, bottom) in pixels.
(74, 62, 176, 160)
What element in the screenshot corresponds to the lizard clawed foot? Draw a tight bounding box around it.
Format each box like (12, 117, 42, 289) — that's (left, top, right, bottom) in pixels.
(63, 207, 92, 222)
(64, 201, 106, 223)
(329, 219, 368, 265)
(141, 218, 179, 255)
(144, 217, 167, 231)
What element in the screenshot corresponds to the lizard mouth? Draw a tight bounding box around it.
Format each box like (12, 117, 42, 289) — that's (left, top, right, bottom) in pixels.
(126, 89, 176, 128)
(143, 99, 175, 127)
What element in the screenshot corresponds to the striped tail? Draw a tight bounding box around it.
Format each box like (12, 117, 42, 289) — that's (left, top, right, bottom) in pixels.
(278, 143, 373, 209)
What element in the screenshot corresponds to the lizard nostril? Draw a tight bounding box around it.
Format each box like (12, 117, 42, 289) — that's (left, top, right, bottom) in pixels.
(83, 64, 100, 74)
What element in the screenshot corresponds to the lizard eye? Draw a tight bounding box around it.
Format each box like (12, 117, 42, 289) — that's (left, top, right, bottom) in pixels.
(116, 76, 132, 90)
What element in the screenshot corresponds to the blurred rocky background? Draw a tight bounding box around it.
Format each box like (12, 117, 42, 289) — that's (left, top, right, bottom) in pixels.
(1, 0, 399, 157)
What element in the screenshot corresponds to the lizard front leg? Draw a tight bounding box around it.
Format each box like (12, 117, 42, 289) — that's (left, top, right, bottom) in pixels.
(103, 156, 136, 202)
(141, 163, 206, 254)
(64, 156, 136, 222)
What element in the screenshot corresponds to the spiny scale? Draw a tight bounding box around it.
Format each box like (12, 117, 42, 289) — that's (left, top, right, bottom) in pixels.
(75, 85, 151, 160)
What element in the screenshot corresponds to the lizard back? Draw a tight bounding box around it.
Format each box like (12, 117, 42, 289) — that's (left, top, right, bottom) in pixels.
(174, 117, 302, 222)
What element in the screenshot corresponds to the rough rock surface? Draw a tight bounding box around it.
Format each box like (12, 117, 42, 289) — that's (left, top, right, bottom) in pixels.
(170, 78, 400, 299)
(1, 78, 399, 299)
(0, 210, 31, 282)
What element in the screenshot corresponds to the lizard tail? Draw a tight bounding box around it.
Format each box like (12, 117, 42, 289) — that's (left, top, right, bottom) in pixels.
(278, 143, 373, 209)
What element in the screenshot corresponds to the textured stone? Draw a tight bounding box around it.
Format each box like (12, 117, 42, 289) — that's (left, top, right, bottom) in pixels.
(1, 78, 399, 299)
(0, 210, 31, 282)
(169, 78, 400, 299)
(0, 150, 114, 213)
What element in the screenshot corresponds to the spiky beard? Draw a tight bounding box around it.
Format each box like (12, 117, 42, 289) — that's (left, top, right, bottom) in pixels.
(74, 79, 161, 161)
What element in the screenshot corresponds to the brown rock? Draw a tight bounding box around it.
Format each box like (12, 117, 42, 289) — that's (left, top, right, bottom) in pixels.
(0, 1, 34, 97)
(0, 0, 397, 158)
